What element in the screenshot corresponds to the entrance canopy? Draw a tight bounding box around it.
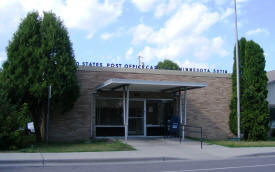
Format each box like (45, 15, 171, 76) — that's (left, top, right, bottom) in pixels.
(94, 78, 207, 142)
(95, 78, 207, 93)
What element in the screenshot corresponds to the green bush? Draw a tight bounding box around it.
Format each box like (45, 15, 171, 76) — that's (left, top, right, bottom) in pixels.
(0, 95, 33, 150)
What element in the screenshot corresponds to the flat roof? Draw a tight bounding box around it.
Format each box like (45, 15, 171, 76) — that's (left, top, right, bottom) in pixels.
(96, 78, 207, 93)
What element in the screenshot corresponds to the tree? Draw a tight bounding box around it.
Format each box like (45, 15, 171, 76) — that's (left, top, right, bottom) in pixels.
(156, 59, 180, 70)
(229, 38, 270, 140)
(241, 40, 269, 140)
(1, 11, 79, 142)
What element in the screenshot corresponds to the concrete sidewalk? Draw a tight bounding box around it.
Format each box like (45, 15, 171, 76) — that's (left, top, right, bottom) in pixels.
(1, 138, 275, 166)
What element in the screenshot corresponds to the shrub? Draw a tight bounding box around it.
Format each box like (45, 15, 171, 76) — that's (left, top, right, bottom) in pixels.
(0, 97, 33, 150)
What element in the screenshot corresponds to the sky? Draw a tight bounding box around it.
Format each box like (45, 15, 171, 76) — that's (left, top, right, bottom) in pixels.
(0, 0, 274, 73)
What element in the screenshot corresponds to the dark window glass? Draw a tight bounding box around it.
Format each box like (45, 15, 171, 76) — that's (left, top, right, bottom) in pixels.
(146, 100, 175, 125)
(96, 98, 123, 125)
(128, 100, 144, 135)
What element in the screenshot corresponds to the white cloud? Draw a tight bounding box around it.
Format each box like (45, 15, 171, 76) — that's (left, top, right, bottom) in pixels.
(101, 27, 127, 40)
(134, 3, 227, 63)
(134, 3, 219, 45)
(19, 0, 63, 14)
(101, 32, 114, 40)
(138, 42, 182, 62)
(221, 8, 234, 20)
(194, 36, 228, 60)
(154, 0, 181, 18)
(125, 47, 134, 60)
(60, 0, 124, 39)
(245, 28, 270, 36)
(139, 37, 200, 62)
(131, 0, 159, 12)
(154, 3, 166, 18)
(0, 0, 24, 34)
(138, 46, 155, 62)
(211, 36, 229, 57)
(132, 24, 154, 44)
(0, 0, 124, 39)
(177, 59, 210, 69)
(138, 36, 228, 62)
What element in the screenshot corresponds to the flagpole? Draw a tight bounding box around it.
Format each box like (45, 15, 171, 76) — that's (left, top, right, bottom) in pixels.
(234, 0, 241, 139)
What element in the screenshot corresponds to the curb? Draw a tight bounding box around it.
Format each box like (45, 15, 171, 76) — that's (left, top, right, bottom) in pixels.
(0, 160, 43, 166)
(0, 157, 185, 166)
(238, 152, 275, 158)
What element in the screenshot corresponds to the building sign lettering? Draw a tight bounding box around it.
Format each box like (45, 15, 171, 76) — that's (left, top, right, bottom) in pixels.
(76, 61, 228, 74)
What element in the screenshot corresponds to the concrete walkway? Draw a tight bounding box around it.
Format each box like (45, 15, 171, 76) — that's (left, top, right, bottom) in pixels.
(1, 138, 275, 166)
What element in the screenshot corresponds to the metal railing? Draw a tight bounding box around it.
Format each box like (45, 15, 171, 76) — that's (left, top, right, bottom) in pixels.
(181, 125, 203, 149)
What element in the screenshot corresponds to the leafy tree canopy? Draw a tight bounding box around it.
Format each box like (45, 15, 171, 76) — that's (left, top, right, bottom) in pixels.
(156, 59, 180, 70)
(229, 37, 269, 140)
(1, 11, 79, 142)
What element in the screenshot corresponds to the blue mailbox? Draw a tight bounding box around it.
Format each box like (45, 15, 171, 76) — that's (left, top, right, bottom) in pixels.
(169, 116, 180, 136)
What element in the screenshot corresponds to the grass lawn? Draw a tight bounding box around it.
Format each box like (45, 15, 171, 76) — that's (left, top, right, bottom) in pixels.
(204, 138, 275, 148)
(16, 139, 135, 153)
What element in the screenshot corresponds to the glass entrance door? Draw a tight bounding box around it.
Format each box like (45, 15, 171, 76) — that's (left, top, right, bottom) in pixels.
(146, 99, 176, 136)
(128, 100, 144, 135)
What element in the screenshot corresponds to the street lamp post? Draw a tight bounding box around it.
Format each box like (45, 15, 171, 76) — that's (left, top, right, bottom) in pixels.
(234, 0, 241, 139)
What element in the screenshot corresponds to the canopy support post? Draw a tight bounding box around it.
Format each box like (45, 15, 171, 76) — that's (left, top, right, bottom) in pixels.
(179, 91, 183, 139)
(124, 86, 129, 142)
(184, 91, 187, 125)
(123, 87, 126, 142)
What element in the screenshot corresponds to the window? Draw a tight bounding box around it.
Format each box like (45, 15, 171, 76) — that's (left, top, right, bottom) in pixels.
(146, 100, 175, 125)
(96, 98, 123, 125)
(146, 99, 176, 136)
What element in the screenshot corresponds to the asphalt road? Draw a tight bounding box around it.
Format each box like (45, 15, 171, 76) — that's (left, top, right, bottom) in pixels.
(1, 155, 275, 172)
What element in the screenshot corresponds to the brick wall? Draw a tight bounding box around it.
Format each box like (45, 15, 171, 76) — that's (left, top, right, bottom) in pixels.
(48, 67, 234, 141)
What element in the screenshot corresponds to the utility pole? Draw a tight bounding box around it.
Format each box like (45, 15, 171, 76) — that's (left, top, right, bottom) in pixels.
(138, 56, 144, 66)
(234, 0, 241, 139)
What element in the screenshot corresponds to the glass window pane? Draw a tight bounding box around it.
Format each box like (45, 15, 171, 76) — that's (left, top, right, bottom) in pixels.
(96, 98, 123, 125)
(128, 100, 144, 135)
(146, 100, 175, 125)
(129, 101, 144, 117)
